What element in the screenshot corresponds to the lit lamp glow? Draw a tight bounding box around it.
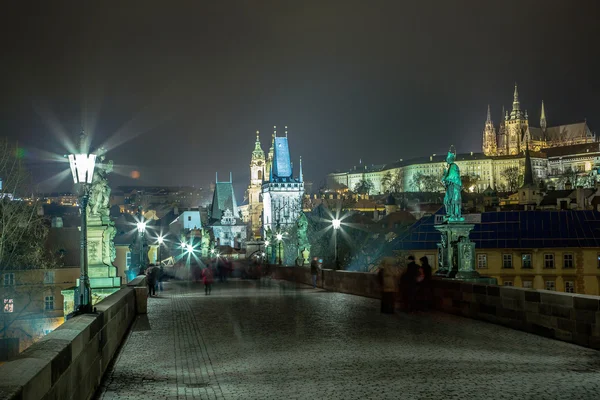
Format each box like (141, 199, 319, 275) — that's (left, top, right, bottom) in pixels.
(69, 151, 97, 313)
(276, 233, 283, 265)
(332, 219, 341, 230)
(136, 221, 147, 233)
(332, 218, 341, 269)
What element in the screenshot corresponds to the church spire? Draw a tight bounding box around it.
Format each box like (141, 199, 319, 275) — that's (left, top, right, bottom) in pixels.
(486, 104, 491, 123)
(252, 130, 265, 160)
(521, 140, 534, 187)
(540, 100, 547, 131)
(299, 156, 303, 183)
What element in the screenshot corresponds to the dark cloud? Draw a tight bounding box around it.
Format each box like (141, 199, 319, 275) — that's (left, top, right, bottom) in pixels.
(1, 0, 599, 197)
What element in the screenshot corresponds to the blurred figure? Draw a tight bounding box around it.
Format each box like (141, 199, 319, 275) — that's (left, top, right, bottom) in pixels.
(202, 264, 214, 295)
(146, 264, 157, 297)
(417, 256, 433, 310)
(157, 265, 165, 292)
(400, 255, 419, 312)
(378, 263, 396, 313)
(310, 257, 319, 288)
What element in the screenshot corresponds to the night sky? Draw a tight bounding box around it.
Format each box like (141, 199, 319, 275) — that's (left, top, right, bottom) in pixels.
(1, 1, 599, 198)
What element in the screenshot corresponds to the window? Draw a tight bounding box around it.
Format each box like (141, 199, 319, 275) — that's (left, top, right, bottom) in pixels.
(3, 299, 13, 313)
(545, 280, 556, 291)
(44, 296, 54, 310)
(503, 281, 514, 286)
(502, 254, 513, 269)
(477, 254, 487, 269)
(188, 216, 192, 221)
(563, 253, 574, 269)
(126, 252, 132, 268)
(3, 273, 15, 286)
(544, 254, 555, 269)
(565, 281, 575, 293)
(522, 281, 533, 289)
(522, 253, 532, 269)
(44, 271, 55, 284)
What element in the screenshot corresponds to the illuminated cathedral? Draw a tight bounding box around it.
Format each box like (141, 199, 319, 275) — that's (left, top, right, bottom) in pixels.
(482, 84, 595, 156)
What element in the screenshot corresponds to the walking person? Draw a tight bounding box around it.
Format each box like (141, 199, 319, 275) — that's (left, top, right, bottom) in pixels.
(417, 256, 433, 310)
(146, 264, 157, 297)
(202, 264, 214, 295)
(157, 265, 165, 292)
(310, 257, 319, 289)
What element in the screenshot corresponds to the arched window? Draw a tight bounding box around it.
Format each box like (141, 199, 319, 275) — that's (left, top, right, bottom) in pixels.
(258, 170, 262, 180)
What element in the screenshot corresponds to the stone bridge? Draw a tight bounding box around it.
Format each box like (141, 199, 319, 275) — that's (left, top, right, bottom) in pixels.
(1, 269, 600, 400)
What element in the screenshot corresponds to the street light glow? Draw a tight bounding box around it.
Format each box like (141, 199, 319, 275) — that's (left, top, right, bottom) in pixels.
(136, 221, 147, 233)
(68, 153, 97, 184)
(264, 240, 270, 247)
(157, 235, 164, 244)
(276, 233, 283, 241)
(186, 244, 193, 253)
(332, 218, 341, 230)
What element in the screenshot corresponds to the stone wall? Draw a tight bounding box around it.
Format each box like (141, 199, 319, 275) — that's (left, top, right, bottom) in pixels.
(0, 277, 146, 400)
(275, 267, 600, 350)
(432, 279, 600, 349)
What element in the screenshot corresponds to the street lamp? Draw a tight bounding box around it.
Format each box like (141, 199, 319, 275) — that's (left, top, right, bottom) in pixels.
(68, 152, 97, 312)
(332, 218, 341, 269)
(276, 233, 283, 265)
(157, 235, 164, 266)
(137, 220, 147, 273)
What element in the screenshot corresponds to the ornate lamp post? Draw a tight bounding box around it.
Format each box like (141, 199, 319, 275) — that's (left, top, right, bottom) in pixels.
(68, 152, 97, 312)
(136, 220, 147, 272)
(157, 235, 164, 266)
(332, 218, 341, 269)
(276, 233, 283, 265)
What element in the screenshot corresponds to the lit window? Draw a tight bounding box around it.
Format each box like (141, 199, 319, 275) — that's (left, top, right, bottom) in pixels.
(126, 252, 132, 268)
(563, 253, 574, 269)
(3, 273, 15, 286)
(477, 254, 487, 269)
(544, 254, 555, 269)
(3, 299, 14, 313)
(522, 281, 533, 289)
(545, 280, 556, 291)
(522, 253, 532, 269)
(502, 254, 513, 269)
(565, 281, 575, 293)
(44, 271, 55, 284)
(45, 296, 54, 310)
(503, 281, 514, 286)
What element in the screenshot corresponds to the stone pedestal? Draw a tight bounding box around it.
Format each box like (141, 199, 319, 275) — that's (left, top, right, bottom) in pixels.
(434, 222, 478, 279)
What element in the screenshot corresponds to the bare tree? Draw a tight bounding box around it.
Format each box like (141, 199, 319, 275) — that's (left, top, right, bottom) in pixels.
(500, 166, 520, 192)
(0, 138, 56, 341)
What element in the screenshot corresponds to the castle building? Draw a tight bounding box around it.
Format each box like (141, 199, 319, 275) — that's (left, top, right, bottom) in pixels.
(262, 127, 304, 233)
(483, 84, 595, 156)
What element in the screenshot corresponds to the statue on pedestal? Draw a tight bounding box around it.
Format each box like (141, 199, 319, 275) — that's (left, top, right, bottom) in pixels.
(88, 150, 113, 220)
(441, 146, 463, 222)
(296, 212, 310, 266)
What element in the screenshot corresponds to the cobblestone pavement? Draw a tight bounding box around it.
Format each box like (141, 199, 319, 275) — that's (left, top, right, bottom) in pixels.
(96, 279, 600, 400)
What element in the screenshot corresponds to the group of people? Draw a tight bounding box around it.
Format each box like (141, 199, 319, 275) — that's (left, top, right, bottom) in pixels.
(144, 264, 165, 297)
(379, 255, 433, 313)
(399, 255, 433, 312)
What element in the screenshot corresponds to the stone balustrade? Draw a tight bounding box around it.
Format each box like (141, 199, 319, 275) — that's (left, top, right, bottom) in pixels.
(275, 267, 600, 350)
(0, 277, 147, 400)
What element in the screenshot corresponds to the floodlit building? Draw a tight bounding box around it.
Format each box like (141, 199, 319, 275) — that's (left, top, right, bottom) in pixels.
(209, 173, 247, 249)
(391, 209, 600, 295)
(262, 127, 304, 233)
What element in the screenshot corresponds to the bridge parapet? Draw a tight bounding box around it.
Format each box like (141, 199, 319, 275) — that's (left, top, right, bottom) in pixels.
(0, 277, 146, 400)
(275, 267, 600, 350)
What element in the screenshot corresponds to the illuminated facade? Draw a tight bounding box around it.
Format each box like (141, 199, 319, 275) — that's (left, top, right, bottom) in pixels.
(262, 128, 304, 233)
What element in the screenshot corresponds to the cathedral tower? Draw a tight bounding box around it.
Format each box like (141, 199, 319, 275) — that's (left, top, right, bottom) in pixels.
(247, 130, 265, 238)
(265, 126, 276, 179)
(506, 84, 529, 155)
(482, 104, 497, 155)
(496, 106, 508, 155)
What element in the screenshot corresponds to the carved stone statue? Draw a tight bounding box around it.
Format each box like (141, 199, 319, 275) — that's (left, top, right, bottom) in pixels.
(296, 213, 310, 265)
(441, 146, 463, 221)
(200, 228, 210, 257)
(88, 151, 113, 219)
